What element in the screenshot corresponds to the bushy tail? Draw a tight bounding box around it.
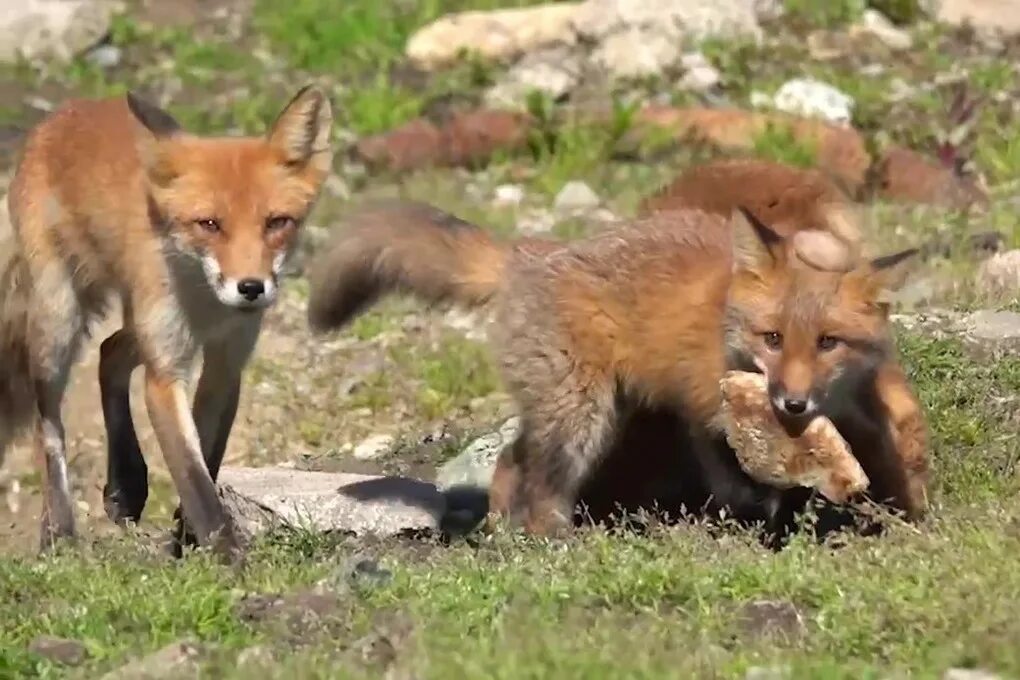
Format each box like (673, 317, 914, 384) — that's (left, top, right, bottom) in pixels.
(307, 200, 510, 333)
(0, 240, 35, 461)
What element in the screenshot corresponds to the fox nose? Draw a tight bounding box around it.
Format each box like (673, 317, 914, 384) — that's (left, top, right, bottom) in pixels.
(237, 278, 265, 302)
(781, 398, 808, 415)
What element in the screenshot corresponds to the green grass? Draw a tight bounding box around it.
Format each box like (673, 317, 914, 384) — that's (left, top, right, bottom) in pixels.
(3, 332, 1019, 678)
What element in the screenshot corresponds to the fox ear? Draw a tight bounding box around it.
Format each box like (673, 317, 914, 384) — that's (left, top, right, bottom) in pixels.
(267, 85, 333, 173)
(867, 248, 919, 303)
(730, 206, 784, 274)
(126, 92, 181, 187)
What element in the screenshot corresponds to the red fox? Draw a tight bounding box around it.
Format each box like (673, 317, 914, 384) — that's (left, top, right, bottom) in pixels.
(2, 86, 333, 560)
(306, 200, 930, 536)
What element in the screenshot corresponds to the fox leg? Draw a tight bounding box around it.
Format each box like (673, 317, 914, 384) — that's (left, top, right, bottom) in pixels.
(690, 427, 786, 534)
(516, 392, 618, 536)
(26, 268, 87, 551)
(171, 323, 259, 556)
(871, 362, 930, 519)
(99, 327, 147, 525)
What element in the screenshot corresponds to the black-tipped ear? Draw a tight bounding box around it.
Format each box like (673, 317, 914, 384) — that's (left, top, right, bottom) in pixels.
(267, 85, 333, 172)
(869, 247, 919, 302)
(730, 206, 784, 273)
(126, 92, 181, 138)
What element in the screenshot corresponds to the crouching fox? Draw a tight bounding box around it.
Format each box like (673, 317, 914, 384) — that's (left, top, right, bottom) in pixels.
(306, 200, 930, 536)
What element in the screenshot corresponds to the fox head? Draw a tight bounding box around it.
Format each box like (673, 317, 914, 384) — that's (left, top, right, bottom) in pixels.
(128, 86, 333, 311)
(724, 207, 916, 432)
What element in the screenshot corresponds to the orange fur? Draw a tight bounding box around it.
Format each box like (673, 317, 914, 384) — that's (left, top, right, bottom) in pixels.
(309, 201, 931, 536)
(4, 87, 332, 559)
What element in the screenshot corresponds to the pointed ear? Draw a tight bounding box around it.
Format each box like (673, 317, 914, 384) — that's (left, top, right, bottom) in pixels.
(267, 85, 333, 173)
(730, 206, 784, 274)
(868, 248, 919, 303)
(126, 92, 181, 187)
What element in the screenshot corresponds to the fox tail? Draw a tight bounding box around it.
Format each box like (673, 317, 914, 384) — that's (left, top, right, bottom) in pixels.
(0, 240, 36, 463)
(307, 200, 510, 333)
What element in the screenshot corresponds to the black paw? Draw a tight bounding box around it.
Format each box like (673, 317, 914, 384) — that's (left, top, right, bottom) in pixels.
(102, 477, 148, 526)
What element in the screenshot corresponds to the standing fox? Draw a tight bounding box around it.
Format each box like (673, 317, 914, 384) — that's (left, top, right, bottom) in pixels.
(306, 201, 930, 535)
(2, 86, 333, 560)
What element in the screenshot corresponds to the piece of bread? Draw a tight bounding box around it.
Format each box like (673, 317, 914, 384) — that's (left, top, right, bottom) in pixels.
(717, 371, 869, 503)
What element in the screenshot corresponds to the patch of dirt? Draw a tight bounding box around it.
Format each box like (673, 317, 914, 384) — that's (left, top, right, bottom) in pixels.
(237, 589, 352, 643)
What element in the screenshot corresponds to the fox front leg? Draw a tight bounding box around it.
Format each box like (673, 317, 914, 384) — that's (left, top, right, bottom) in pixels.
(171, 323, 260, 557)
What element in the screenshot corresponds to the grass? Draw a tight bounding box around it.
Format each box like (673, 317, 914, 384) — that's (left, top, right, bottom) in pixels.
(3, 331, 1019, 678)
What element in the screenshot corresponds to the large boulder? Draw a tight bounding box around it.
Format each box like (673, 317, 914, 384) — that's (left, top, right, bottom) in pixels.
(0, 0, 112, 64)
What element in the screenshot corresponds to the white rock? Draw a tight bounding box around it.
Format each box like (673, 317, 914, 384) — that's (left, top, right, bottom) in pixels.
(679, 51, 721, 91)
(935, 0, 1020, 37)
(516, 209, 557, 235)
(484, 46, 582, 109)
(553, 180, 602, 215)
(976, 249, 1020, 297)
(218, 467, 446, 543)
(772, 78, 854, 125)
(943, 670, 1004, 680)
(0, 0, 112, 64)
(406, 3, 583, 70)
(493, 183, 526, 208)
(852, 9, 913, 50)
(591, 27, 682, 79)
(436, 417, 520, 491)
(352, 433, 395, 461)
(572, 0, 762, 43)
(84, 43, 121, 68)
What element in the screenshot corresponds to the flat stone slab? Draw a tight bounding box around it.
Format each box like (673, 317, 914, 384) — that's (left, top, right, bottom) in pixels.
(218, 467, 447, 545)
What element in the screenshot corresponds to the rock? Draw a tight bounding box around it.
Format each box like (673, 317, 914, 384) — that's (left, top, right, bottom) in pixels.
(516, 209, 557, 235)
(436, 417, 520, 491)
(737, 600, 806, 641)
(934, 0, 1020, 37)
(900, 309, 1020, 358)
(976, 249, 1020, 297)
(100, 640, 204, 680)
(0, 0, 113, 64)
(772, 78, 854, 126)
(485, 46, 582, 108)
(28, 636, 88, 666)
(572, 0, 762, 44)
(218, 467, 446, 545)
(84, 42, 121, 68)
(679, 51, 721, 92)
(591, 27, 683, 80)
(406, 3, 583, 70)
(493, 183, 526, 208)
(959, 309, 1020, 358)
(352, 433, 395, 461)
(850, 9, 913, 50)
(342, 555, 394, 591)
(943, 670, 1003, 680)
(553, 180, 602, 215)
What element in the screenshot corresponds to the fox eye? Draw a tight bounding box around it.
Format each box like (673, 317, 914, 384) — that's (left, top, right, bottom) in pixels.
(817, 335, 841, 352)
(195, 218, 220, 234)
(762, 331, 783, 350)
(266, 215, 295, 233)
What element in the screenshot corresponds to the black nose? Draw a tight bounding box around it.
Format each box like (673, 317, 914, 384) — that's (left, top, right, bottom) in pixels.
(782, 398, 808, 415)
(237, 278, 265, 301)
